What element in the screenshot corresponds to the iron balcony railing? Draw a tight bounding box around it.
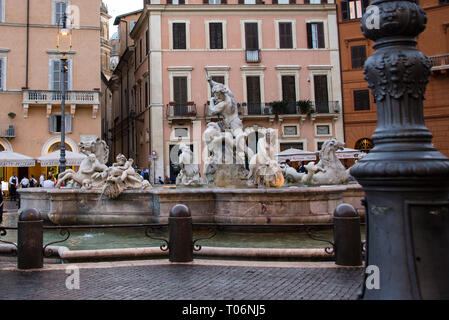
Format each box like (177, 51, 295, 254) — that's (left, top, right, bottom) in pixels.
(429, 54, 449, 68)
(0, 124, 15, 138)
(246, 49, 261, 63)
(311, 101, 341, 114)
(241, 103, 273, 116)
(166, 103, 197, 118)
(23, 90, 100, 105)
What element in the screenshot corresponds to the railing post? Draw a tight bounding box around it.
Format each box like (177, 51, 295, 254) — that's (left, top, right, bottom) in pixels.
(333, 203, 362, 267)
(17, 208, 43, 270)
(168, 204, 193, 262)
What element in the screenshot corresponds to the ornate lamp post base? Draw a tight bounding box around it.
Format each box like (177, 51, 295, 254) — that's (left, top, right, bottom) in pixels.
(351, 0, 449, 299)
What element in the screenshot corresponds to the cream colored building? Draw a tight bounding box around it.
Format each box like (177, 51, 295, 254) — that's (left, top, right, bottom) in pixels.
(109, 0, 344, 183)
(0, 0, 102, 181)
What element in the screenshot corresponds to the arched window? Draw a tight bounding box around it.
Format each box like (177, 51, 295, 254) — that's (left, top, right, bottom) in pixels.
(0, 143, 4, 152)
(355, 138, 374, 153)
(48, 142, 73, 154)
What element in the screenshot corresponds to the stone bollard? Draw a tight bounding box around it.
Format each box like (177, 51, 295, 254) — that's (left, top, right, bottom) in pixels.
(17, 208, 43, 270)
(169, 204, 193, 263)
(333, 203, 362, 266)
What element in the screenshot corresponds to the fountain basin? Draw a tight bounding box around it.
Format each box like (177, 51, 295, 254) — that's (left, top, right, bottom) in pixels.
(18, 184, 365, 225)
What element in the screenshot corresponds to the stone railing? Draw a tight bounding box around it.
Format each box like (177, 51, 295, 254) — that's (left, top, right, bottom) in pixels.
(166, 103, 197, 118)
(23, 90, 100, 105)
(429, 54, 449, 69)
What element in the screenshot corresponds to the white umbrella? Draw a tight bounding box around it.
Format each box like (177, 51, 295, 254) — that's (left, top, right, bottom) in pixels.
(0, 151, 36, 167)
(37, 151, 87, 167)
(336, 148, 363, 159)
(276, 148, 317, 162)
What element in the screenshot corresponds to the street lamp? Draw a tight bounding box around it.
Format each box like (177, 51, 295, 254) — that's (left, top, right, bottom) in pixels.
(56, 9, 72, 174)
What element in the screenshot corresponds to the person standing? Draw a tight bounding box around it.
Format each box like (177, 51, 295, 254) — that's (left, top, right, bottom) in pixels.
(0, 190, 4, 224)
(29, 175, 38, 188)
(9, 173, 18, 201)
(39, 173, 45, 187)
(20, 176, 30, 188)
(297, 161, 307, 174)
(42, 175, 55, 188)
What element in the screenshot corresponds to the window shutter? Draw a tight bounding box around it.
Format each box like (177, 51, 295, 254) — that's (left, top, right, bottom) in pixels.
(67, 59, 72, 90)
(65, 115, 73, 133)
(167, 0, 172, 4)
(289, 0, 296, 4)
(282, 76, 296, 103)
(179, 0, 185, 3)
(238, 0, 244, 4)
(203, 0, 208, 3)
(245, 23, 259, 50)
(317, 22, 325, 48)
(273, 0, 278, 3)
(306, 23, 312, 49)
(279, 22, 293, 49)
(354, 90, 370, 111)
(146, 29, 149, 54)
(52, 60, 60, 91)
(304, 0, 309, 3)
(341, 1, 349, 21)
(209, 23, 223, 49)
(362, 0, 370, 12)
(173, 23, 186, 49)
(0, 59, 3, 90)
(49, 115, 55, 133)
(222, 0, 227, 3)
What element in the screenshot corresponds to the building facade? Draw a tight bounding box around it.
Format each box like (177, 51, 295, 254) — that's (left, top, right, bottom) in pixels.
(337, 0, 449, 156)
(0, 0, 102, 181)
(109, 0, 345, 183)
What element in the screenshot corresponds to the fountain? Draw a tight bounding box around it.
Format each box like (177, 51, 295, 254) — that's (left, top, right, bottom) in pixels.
(19, 77, 365, 225)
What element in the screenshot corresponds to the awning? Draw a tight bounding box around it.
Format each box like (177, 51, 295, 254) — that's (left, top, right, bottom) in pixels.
(37, 151, 87, 167)
(0, 151, 36, 167)
(336, 148, 363, 159)
(276, 148, 317, 162)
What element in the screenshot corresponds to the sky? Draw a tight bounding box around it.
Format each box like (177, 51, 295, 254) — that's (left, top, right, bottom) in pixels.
(103, 0, 144, 37)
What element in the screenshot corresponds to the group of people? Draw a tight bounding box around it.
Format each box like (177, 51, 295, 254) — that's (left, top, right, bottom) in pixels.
(5, 172, 58, 201)
(284, 159, 308, 174)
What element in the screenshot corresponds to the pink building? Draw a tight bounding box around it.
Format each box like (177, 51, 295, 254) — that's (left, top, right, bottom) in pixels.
(110, 0, 343, 183)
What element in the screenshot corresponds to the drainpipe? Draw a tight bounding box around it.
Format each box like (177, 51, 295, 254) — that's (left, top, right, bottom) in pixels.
(335, 3, 346, 145)
(25, 0, 30, 88)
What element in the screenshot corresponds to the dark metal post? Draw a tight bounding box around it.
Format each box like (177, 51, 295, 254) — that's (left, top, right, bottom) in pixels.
(169, 204, 193, 262)
(59, 55, 67, 174)
(333, 203, 362, 267)
(352, 0, 449, 299)
(17, 209, 43, 270)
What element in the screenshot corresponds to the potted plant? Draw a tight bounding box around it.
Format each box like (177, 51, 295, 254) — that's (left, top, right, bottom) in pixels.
(297, 100, 313, 115)
(271, 101, 287, 115)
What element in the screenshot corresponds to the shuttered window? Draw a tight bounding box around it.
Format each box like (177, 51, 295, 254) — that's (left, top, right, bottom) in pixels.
(351, 45, 367, 69)
(353, 89, 370, 111)
(49, 114, 73, 133)
(306, 22, 325, 49)
(0, 0, 4, 23)
(341, 0, 370, 21)
(314, 75, 329, 113)
(0, 58, 4, 90)
(209, 23, 223, 49)
(51, 59, 71, 91)
(246, 76, 261, 115)
(281, 76, 296, 104)
(146, 29, 149, 55)
(279, 22, 293, 49)
(245, 23, 259, 50)
(212, 76, 225, 84)
(173, 23, 186, 49)
(54, 1, 67, 26)
(173, 77, 188, 116)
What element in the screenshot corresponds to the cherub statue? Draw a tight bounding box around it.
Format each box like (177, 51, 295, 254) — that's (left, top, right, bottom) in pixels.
(176, 143, 203, 187)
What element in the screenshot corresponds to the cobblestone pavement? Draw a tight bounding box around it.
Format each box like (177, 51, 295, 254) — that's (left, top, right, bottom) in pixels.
(0, 261, 364, 300)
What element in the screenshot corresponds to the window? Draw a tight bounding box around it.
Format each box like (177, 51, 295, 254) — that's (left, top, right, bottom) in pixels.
(130, 21, 136, 32)
(245, 23, 259, 50)
(209, 23, 223, 49)
(281, 75, 296, 112)
(146, 29, 149, 55)
(440, 0, 449, 4)
(212, 76, 225, 84)
(279, 22, 293, 49)
(209, 0, 222, 3)
(341, 0, 370, 21)
(317, 141, 325, 151)
(173, 76, 188, 116)
(355, 138, 374, 153)
(306, 22, 325, 49)
(168, 0, 186, 4)
(309, 0, 321, 3)
(0, 57, 5, 90)
(145, 82, 148, 108)
(246, 76, 262, 115)
(283, 126, 298, 137)
(354, 90, 370, 111)
(0, 0, 4, 23)
(50, 59, 71, 90)
(277, 0, 290, 4)
(54, 1, 67, 26)
(140, 38, 143, 63)
(316, 124, 331, 136)
(49, 114, 73, 133)
(173, 23, 186, 49)
(313, 75, 329, 113)
(351, 45, 367, 69)
(244, 0, 256, 3)
(280, 142, 304, 151)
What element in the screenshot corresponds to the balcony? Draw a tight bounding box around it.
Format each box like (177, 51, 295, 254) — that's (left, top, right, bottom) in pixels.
(429, 54, 449, 74)
(0, 124, 15, 138)
(310, 101, 341, 122)
(166, 103, 197, 126)
(22, 90, 100, 119)
(246, 50, 261, 63)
